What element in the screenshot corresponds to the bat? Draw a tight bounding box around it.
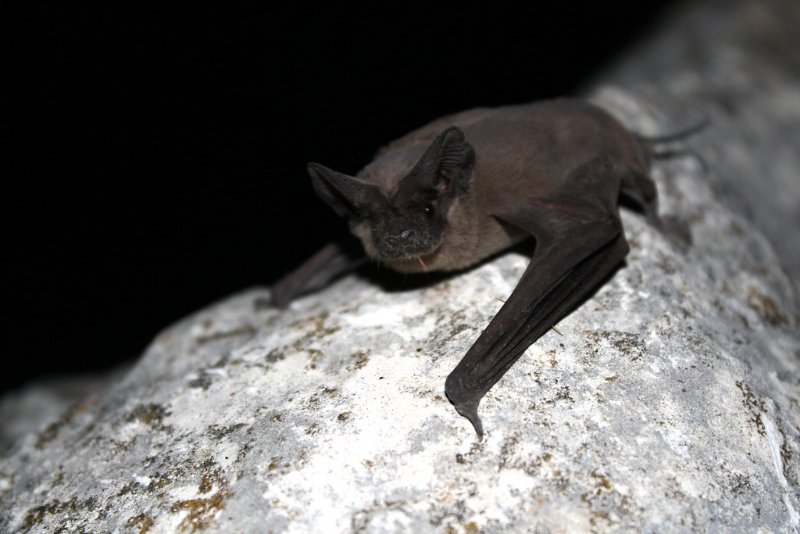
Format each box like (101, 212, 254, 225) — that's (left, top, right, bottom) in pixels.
(270, 98, 697, 437)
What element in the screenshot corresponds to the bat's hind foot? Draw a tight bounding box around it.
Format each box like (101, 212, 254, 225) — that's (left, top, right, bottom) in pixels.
(658, 215, 693, 249)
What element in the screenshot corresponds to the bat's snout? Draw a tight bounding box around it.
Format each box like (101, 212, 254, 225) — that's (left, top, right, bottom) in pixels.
(377, 228, 431, 259)
(389, 229, 417, 245)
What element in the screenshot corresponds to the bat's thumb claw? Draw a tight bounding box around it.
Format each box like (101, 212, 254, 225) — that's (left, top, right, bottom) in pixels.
(464, 408, 484, 439)
(451, 399, 484, 439)
(445, 374, 486, 438)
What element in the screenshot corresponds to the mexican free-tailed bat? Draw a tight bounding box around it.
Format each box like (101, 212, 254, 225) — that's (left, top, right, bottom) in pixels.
(271, 98, 698, 437)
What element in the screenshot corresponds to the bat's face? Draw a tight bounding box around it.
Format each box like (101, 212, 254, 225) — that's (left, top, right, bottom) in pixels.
(308, 126, 475, 267)
(352, 174, 451, 262)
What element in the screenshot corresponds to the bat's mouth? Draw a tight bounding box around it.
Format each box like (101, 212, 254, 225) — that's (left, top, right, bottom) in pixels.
(382, 255, 429, 273)
(376, 231, 442, 261)
(379, 245, 442, 273)
(380, 248, 432, 260)
(351, 220, 444, 272)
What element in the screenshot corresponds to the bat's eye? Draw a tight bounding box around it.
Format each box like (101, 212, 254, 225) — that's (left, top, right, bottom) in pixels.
(423, 205, 434, 217)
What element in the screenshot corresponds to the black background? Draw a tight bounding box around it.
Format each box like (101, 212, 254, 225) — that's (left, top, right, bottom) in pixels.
(5, 3, 678, 394)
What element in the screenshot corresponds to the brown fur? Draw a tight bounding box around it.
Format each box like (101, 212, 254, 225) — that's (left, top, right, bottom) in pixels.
(353, 99, 647, 273)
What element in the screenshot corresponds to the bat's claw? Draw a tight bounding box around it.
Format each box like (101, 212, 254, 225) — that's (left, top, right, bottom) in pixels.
(445, 375, 485, 439)
(453, 400, 484, 439)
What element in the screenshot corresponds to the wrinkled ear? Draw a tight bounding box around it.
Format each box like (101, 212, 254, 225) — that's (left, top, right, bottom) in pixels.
(308, 162, 383, 218)
(409, 126, 475, 197)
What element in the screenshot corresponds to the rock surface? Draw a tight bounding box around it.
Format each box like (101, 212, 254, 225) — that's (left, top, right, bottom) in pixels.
(596, 0, 800, 286)
(2, 105, 799, 531)
(0, 367, 131, 455)
(3, 1, 800, 532)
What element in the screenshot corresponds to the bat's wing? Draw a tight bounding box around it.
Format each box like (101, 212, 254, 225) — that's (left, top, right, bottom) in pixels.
(270, 234, 366, 307)
(445, 155, 631, 437)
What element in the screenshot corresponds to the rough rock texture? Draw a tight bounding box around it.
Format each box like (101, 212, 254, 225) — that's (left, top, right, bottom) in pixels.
(595, 0, 800, 286)
(2, 112, 799, 532)
(0, 367, 130, 455)
(3, 1, 800, 533)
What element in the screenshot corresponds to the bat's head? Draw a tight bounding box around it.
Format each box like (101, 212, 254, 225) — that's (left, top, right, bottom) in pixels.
(308, 127, 475, 269)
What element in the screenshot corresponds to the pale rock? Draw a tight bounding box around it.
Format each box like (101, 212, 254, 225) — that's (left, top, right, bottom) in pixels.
(2, 114, 798, 530)
(595, 0, 800, 285)
(2, 0, 800, 532)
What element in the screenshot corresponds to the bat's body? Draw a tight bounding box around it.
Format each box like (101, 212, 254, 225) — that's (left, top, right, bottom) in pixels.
(355, 100, 652, 273)
(272, 98, 674, 437)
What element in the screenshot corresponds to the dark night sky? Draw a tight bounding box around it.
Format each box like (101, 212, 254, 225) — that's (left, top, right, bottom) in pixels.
(5, 3, 678, 394)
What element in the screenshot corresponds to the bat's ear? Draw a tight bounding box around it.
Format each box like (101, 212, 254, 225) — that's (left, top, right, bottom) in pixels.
(307, 162, 383, 218)
(411, 126, 475, 197)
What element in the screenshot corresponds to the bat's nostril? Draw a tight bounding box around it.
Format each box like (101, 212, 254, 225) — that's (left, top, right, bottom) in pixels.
(400, 230, 415, 241)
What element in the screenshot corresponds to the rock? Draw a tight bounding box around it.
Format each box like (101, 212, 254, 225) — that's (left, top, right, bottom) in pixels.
(2, 116, 799, 530)
(595, 0, 800, 287)
(0, 367, 129, 455)
(3, 1, 800, 532)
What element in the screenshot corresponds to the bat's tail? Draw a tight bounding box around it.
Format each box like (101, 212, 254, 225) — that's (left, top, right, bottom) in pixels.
(636, 117, 710, 171)
(634, 116, 710, 144)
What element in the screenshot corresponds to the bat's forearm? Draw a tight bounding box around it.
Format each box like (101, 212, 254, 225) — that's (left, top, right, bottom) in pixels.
(445, 155, 633, 437)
